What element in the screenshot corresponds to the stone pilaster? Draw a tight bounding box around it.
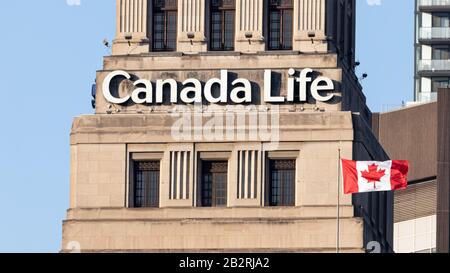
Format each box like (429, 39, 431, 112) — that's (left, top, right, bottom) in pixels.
(235, 0, 265, 53)
(112, 0, 150, 55)
(177, 0, 207, 53)
(293, 0, 328, 53)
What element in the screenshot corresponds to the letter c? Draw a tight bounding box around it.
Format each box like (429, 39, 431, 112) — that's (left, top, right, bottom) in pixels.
(102, 70, 131, 104)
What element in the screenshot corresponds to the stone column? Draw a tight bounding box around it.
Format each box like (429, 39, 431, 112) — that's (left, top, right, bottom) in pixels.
(231, 147, 263, 207)
(160, 145, 196, 208)
(235, 0, 265, 53)
(112, 0, 150, 55)
(293, 0, 327, 53)
(177, 0, 207, 53)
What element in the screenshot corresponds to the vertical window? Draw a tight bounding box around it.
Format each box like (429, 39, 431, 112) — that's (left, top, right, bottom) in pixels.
(268, 160, 295, 206)
(133, 161, 160, 207)
(210, 0, 236, 51)
(153, 0, 177, 52)
(201, 161, 228, 207)
(268, 0, 293, 50)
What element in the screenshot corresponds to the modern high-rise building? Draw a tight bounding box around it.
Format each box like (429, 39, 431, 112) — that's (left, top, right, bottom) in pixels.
(62, 0, 393, 253)
(415, 0, 450, 102)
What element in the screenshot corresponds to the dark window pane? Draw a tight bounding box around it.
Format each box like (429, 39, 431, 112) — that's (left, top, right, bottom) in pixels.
(268, 2, 293, 50)
(269, 160, 295, 206)
(134, 161, 160, 208)
(201, 161, 228, 207)
(210, 11, 222, 51)
(269, 11, 280, 50)
(152, 1, 177, 52)
(166, 12, 177, 50)
(433, 12, 450, 27)
(282, 10, 293, 49)
(224, 11, 235, 50)
(210, 1, 235, 51)
(433, 45, 450, 60)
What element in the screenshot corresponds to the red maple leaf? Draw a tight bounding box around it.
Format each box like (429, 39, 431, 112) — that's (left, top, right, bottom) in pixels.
(361, 164, 386, 189)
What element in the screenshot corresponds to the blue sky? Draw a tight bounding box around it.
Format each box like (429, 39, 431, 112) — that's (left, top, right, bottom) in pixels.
(357, 0, 415, 111)
(0, 0, 414, 253)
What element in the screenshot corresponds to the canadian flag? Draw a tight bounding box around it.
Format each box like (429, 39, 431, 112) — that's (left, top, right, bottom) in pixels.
(341, 160, 409, 194)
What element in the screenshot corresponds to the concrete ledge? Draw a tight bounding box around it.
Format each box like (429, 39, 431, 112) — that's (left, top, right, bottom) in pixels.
(66, 206, 356, 221)
(102, 53, 338, 71)
(62, 217, 363, 252)
(61, 247, 364, 253)
(70, 112, 354, 144)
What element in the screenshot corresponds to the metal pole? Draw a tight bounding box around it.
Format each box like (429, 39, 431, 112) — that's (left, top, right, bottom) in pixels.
(337, 148, 341, 254)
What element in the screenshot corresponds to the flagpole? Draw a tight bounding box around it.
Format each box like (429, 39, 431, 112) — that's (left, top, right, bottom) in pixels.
(337, 148, 341, 254)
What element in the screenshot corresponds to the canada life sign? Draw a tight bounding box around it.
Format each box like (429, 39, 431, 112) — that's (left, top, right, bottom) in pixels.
(102, 68, 335, 105)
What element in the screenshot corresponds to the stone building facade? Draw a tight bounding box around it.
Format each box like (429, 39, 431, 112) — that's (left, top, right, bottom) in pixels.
(62, 0, 392, 253)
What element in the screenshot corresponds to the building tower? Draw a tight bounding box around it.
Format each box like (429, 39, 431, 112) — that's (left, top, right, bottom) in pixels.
(62, 0, 393, 253)
(415, 0, 450, 102)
